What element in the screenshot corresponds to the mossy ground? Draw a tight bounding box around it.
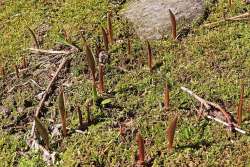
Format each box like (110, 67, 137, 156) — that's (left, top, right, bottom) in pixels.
(0, 0, 250, 166)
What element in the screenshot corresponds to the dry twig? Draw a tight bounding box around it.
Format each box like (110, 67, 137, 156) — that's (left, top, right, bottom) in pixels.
(203, 12, 250, 28)
(181, 87, 246, 134)
(31, 58, 69, 137)
(28, 48, 73, 55)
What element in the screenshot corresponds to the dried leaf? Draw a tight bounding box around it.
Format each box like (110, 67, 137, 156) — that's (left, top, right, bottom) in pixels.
(107, 12, 113, 44)
(136, 132, 145, 165)
(27, 26, 39, 48)
(146, 41, 153, 73)
(58, 87, 67, 137)
(85, 43, 96, 84)
(34, 117, 50, 149)
(167, 116, 178, 151)
(99, 64, 105, 93)
(101, 27, 109, 51)
(169, 9, 177, 40)
(164, 84, 170, 111)
(237, 82, 244, 126)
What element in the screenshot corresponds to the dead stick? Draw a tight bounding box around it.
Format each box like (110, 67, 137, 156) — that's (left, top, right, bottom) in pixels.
(181, 86, 229, 119)
(206, 115, 246, 134)
(181, 86, 243, 133)
(181, 87, 210, 109)
(206, 100, 232, 124)
(203, 12, 250, 27)
(31, 58, 68, 136)
(28, 48, 72, 54)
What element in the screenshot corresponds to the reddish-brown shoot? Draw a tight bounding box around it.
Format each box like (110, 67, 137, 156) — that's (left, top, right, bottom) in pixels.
(58, 87, 67, 137)
(167, 116, 178, 151)
(101, 27, 109, 51)
(136, 132, 145, 165)
(169, 9, 177, 40)
(237, 81, 244, 126)
(107, 12, 113, 44)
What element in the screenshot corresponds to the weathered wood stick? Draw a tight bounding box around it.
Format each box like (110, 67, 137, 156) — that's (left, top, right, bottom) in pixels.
(28, 48, 72, 54)
(181, 86, 246, 134)
(203, 12, 250, 27)
(181, 87, 210, 109)
(31, 58, 68, 136)
(206, 115, 246, 134)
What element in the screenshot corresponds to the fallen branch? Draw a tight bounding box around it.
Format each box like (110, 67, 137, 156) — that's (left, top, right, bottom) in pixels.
(203, 12, 250, 28)
(28, 48, 73, 55)
(206, 115, 246, 134)
(181, 86, 246, 134)
(31, 58, 69, 137)
(181, 87, 210, 109)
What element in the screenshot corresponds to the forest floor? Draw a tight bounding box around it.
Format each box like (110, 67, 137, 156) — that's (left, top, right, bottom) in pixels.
(0, 0, 250, 166)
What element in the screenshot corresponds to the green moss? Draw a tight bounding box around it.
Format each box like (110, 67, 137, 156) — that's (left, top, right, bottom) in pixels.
(0, 0, 250, 166)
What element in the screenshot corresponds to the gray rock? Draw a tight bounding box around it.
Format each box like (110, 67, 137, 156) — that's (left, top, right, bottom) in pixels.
(120, 0, 205, 40)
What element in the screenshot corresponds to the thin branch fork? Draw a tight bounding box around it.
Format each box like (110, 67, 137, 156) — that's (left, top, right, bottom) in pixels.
(181, 87, 230, 121)
(181, 87, 246, 134)
(30, 58, 69, 137)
